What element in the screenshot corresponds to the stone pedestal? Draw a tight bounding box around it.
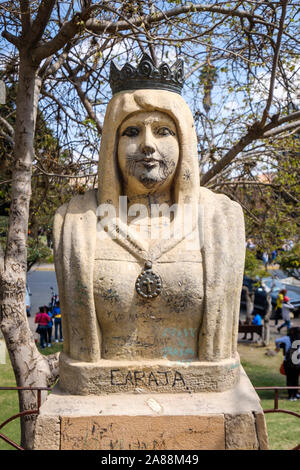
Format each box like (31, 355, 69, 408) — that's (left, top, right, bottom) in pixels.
(33, 367, 269, 450)
(58, 352, 240, 395)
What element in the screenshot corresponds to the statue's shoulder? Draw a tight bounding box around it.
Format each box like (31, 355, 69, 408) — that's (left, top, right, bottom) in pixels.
(199, 186, 244, 220)
(54, 189, 98, 220)
(53, 190, 98, 248)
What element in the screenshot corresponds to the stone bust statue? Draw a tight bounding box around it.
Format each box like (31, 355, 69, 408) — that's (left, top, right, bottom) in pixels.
(53, 55, 245, 395)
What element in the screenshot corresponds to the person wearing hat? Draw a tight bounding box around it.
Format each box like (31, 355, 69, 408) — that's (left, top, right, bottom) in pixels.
(277, 295, 294, 333)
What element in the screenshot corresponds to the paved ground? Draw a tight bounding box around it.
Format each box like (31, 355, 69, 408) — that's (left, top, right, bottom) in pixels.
(26, 267, 58, 339)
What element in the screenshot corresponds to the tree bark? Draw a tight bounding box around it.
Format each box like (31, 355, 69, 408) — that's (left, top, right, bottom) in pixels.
(263, 290, 273, 347)
(242, 286, 254, 323)
(0, 53, 59, 450)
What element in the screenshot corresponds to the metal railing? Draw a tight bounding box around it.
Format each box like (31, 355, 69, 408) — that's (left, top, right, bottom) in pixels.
(0, 386, 51, 450)
(255, 386, 300, 451)
(0, 386, 299, 450)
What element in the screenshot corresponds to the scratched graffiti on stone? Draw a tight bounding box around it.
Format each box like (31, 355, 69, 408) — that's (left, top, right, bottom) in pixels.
(110, 369, 186, 388)
(162, 327, 197, 362)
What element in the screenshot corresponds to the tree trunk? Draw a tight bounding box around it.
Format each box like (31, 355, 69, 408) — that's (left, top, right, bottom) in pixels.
(0, 54, 59, 450)
(242, 286, 254, 322)
(263, 291, 273, 346)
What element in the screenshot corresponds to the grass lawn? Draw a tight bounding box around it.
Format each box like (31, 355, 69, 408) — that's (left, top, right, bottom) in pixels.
(0, 349, 20, 450)
(0, 343, 63, 450)
(0, 341, 299, 450)
(238, 342, 300, 450)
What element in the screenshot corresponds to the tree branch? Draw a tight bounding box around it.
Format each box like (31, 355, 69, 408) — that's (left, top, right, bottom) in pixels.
(0, 130, 14, 146)
(31, 18, 78, 63)
(20, 0, 31, 35)
(27, 0, 56, 45)
(40, 90, 85, 126)
(70, 79, 103, 135)
(35, 165, 97, 180)
(260, 0, 288, 126)
(38, 43, 72, 78)
(2, 30, 21, 48)
(262, 121, 300, 138)
(0, 116, 15, 137)
(200, 123, 262, 186)
(210, 180, 277, 189)
(87, 3, 269, 34)
(272, 110, 300, 127)
(31, 2, 270, 63)
(201, 108, 300, 186)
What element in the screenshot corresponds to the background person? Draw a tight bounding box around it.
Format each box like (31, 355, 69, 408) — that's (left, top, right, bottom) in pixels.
(242, 313, 262, 341)
(277, 296, 294, 333)
(271, 249, 277, 263)
(274, 288, 286, 326)
(52, 301, 63, 343)
(45, 305, 53, 347)
(35, 306, 50, 349)
(275, 327, 300, 401)
(262, 251, 269, 267)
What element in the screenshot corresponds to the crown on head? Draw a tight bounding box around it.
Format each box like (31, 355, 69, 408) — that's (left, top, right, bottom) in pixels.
(109, 53, 185, 95)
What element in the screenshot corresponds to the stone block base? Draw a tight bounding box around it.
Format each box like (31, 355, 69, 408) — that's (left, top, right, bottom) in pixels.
(33, 367, 269, 450)
(59, 352, 240, 394)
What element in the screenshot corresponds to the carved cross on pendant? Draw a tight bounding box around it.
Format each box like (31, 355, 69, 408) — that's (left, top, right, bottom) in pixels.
(135, 260, 162, 299)
(143, 277, 153, 294)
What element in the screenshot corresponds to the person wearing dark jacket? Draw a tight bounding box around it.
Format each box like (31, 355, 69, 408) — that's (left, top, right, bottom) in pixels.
(44, 305, 53, 347)
(52, 301, 63, 343)
(275, 327, 300, 401)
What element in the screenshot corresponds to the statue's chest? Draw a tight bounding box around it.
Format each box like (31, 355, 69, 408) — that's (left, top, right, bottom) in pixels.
(93, 237, 204, 320)
(93, 236, 203, 359)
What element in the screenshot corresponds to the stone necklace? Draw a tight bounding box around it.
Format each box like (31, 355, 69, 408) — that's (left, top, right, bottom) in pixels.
(106, 217, 196, 300)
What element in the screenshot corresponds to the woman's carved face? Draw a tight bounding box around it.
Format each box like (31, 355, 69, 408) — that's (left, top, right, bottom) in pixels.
(118, 111, 179, 192)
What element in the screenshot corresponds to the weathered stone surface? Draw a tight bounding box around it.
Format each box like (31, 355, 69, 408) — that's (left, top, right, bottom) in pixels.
(225, 412, 259, 450)
(60, 415, 225, 450)
(59, 352, 240, 395)
(33, 367, 269, 450)
(33, 415, 60, 450)
(32, 366, 263, 418)
(36, 63, 264, 451)
(53, 89, 245, 384)
(255, 412, 270, 450)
